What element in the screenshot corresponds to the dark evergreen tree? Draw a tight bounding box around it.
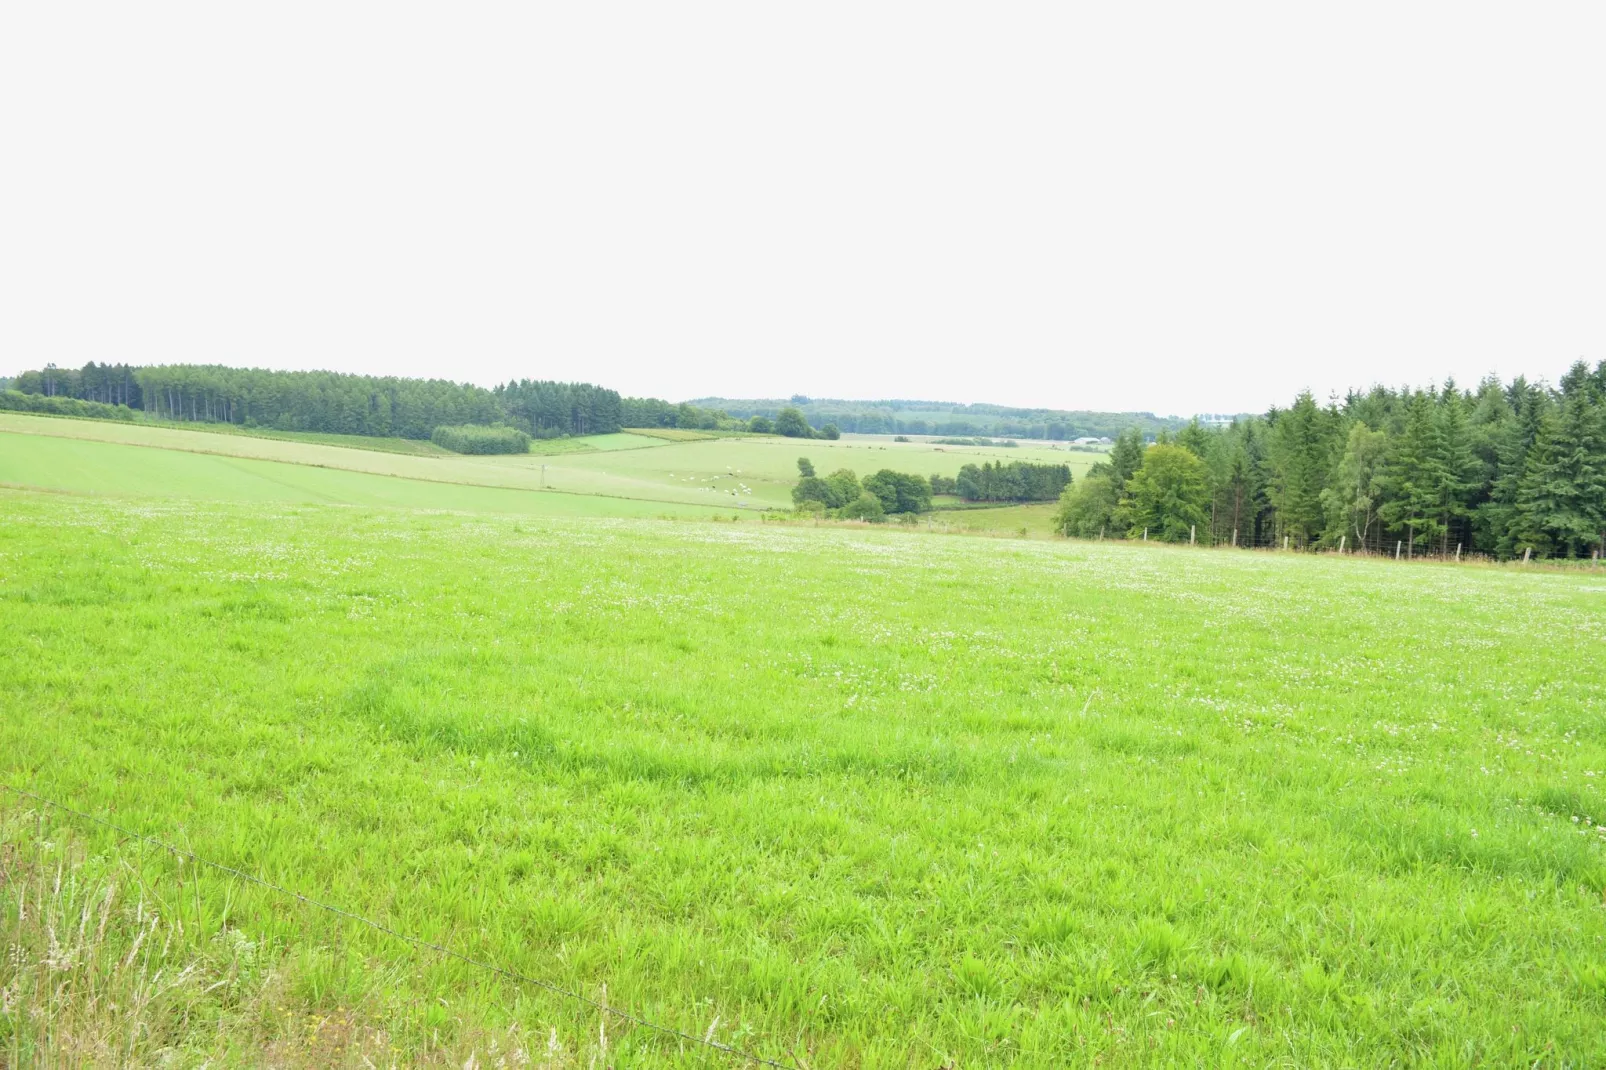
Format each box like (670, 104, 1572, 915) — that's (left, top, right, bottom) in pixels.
(1511, 392, 1606, 557)
(1108, 428, 1146, 491)
(1483, 380, 1549, 558)
(1267, 392, 1338, 547)
(1430, 386, 1481, 554)
(1376, 392, 1447, 557)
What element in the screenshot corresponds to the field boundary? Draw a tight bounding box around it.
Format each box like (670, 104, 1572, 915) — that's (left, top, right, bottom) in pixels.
(0, 782, 791, 1069)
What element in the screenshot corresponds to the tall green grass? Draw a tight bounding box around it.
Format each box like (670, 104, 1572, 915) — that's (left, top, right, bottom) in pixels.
(3, 490, 1605, 1064)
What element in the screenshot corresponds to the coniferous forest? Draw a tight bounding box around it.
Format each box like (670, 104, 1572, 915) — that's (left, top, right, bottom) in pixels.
(1057, 361, 1606, 560)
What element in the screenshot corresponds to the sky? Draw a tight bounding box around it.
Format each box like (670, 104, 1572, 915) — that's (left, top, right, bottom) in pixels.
(2, 4, 1602, 417)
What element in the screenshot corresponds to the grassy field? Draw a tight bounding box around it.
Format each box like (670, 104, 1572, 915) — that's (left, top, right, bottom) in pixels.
(0, 414, 1098, 515)
(624, 427, 724, 442)
(0, 432, 734, 519)
(3, 486, 1604, 1066)
(529, 432, 669, 455)
(929, 502, 1061, 537)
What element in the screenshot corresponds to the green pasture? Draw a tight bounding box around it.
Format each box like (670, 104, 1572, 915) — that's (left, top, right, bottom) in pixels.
(0, 417, 722, 506)
(931, 501, 1060, 536)
(528, 432, 666, 455)
(0, 432, 730, 519)
(3, 489, 1604, 1066)
(622, 426, 723, 441)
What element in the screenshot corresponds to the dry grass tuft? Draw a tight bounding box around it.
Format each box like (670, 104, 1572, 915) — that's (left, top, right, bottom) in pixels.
(0, 813, 604, 1068)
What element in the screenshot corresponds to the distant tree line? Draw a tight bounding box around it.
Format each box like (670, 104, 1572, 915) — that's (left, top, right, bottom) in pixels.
(1056, 363, 1606, 559)
(11, 362, 143, 407)
(6, 362, 1203, 444)
(5, 361, 758, 441)
(952, 461, 1073, 502)
(495, 380, 622, 438)
(690, 395, 1196, 440)
(761, 407, 839, 440)
(792, 454, 1070, 518)
(9, 363, 508, 438)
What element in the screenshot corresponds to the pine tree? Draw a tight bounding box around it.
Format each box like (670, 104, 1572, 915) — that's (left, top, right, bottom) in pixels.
(1431, 390, 1480, 554)
(1268, 392, 1335, 547)
(1108, 428, 1145, 490)
(1512, 392, 1606, 557)
(1484, 381, 1548, 558)
(1176, 418, 1210, 459)
(1377, 392, 1446, 557)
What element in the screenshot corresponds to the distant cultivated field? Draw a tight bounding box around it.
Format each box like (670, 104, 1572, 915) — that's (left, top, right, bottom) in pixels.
(0, 413, 1099, 514)
(551, 434, 1099, 511)
(3, 488, 1603, 1066)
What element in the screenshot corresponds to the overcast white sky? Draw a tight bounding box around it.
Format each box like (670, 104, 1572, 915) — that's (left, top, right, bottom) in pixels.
(2, 4, 1602, 416)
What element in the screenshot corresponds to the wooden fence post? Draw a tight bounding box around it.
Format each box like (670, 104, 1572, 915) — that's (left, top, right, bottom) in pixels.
(1190, 525, 1196, 546)
(1283, 535, 1289, 552)
(1395, 540, 1402, 561)
(1522, 546, 1531, 564)
(1455, 543, 1462, 563)
(1143, 528, 1148, 542)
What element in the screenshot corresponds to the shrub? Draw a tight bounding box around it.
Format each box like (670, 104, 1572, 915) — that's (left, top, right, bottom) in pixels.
(774, 407, 812, 438)
(429, 424, 531, 455)
(840, 492, 886, 522)
(792, 476, 837, 509)
(0, 391, 138, 422)
(1054, 474, 1114, 537)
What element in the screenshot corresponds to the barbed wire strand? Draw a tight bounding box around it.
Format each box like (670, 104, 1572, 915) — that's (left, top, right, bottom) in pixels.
(0, 781, 793, 1069)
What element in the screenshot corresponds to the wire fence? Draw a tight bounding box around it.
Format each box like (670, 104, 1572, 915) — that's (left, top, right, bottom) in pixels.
(1065, 523, 1605, 567)
(0, 782, 792, 1069)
